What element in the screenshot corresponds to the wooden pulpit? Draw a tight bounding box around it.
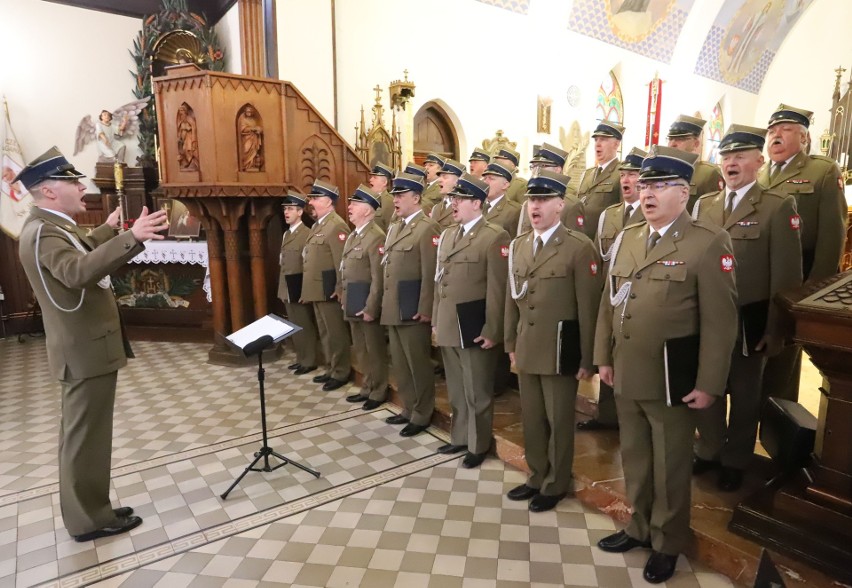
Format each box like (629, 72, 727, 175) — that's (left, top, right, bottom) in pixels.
(730, 271, 852, 583)
(154, 64, 369, 363)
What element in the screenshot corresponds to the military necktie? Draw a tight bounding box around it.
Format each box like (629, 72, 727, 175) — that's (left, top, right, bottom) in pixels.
(646, 231, 661, 256)
(623, 204, 633, 225)
(769, 162, 783, 182)
(723, 191, 736, 223)
(533, 236, 544, 260)
(593, 166, 601, 183)
(454, 225, 465, 245)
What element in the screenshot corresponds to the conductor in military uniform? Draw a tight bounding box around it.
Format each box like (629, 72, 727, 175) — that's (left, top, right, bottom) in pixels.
(577, 121, 624, 240)
(381, 172, 441, 436)
(692, 125, 803, 492)
(431, 159, 465, 229)
(433, 174, 510, 468)
(594, 146, 737, 584)
(367, 162, 395, 230)
(482, 161, 522, 234)
(421, 152, 445, 212)
(492, 147, 528, 203)
(16, 147, 167, 541)
(576, 147, 646, 432)
(278, 192, 320, 375)
(519, 144, 586, 235)
(759, 104, 847, 403)
(340, 185, 389, 411)
(301, 180, 352, 391)
(504, 170, 603, 512)
(666, 114, 724, 213)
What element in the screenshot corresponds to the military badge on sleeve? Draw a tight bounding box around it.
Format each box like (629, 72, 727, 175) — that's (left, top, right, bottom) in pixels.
(590, 261, 598, 276)
(378, 245, 385, 255)
(500, 245, 509, 258)
(721, 254, 734, 272)
(432, 236, 439, 247)
(338, 232, 347, 241)
(577, 216, 585, 227)
(789, 215, 801, 231)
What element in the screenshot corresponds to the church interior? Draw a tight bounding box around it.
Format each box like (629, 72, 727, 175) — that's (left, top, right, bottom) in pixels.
(2, 0, 852, 586)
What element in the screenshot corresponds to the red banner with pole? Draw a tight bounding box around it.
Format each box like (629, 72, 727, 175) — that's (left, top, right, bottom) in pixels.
(645, 74, 663, 150)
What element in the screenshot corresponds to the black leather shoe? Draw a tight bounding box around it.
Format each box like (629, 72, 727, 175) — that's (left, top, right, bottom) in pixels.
(322, 378, 348, 391)
(597, 530, 651, 553)
(294, 365, 317, 375)
(114, 506, 133, 518)
(692, 456, 721, 475)
(462, 452, 487, 469)
(73, 515, 143, 542)
(400, 423, 428, 437)
(385, 414, 409, 425)
(529, 492, 566, 512)
(576, 418, 619, 431)
(643, 551, 678, 584)
(346, 393, 368, 403)
(288, 362, 301, 370)
(437, 443, 467, 455)
(312, 373, 331, 383)
(362, 399, 383, 410)
(506, 484, 539, 501)
(717, 466, 744, 492)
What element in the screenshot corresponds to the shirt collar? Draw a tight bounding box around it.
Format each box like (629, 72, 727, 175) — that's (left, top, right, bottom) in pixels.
(727, 180, 756, 201)
(288, 221, 302, 233)
(461, 215, 483, 234)
(533, 222, 560, 245)
(42, 208, 77, 225)
(317, 211, 332, 225)
(649, 218, 677, 237)
(598, 157, 617, 171)
(488, 194, 504, 208)
(403, 209, 422, 224)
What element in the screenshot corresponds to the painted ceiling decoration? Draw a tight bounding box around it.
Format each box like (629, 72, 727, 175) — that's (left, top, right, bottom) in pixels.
(474, 0, 530, 15)
(567, 0, 696, 64)
(694, 0, 814, 94)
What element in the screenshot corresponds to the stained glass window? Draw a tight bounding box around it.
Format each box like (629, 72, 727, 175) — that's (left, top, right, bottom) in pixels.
(705, 102, 724, 164)
(596, 71, 624, 124)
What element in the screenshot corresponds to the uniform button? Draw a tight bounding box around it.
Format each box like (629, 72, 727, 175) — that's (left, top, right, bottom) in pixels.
(630, 293, 636, 299)
(530, 272, 536, 278)
(635, 272, 642, 279)
(624, 334, 630, 339)
(625, 314, 631, 319)
(530, 289, 536, 294)
(665, 274, 670, 279)
(442, 282, 448, 287)
(442, 294, 446, 298)
(528, 306, 535, 310)
(528, 321, 535, 326)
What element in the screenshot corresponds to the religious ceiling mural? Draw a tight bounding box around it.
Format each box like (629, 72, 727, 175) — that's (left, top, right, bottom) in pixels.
(474, 0, 530, 15)
(694, 0, 813, 94)
(567, 0, 696, 64)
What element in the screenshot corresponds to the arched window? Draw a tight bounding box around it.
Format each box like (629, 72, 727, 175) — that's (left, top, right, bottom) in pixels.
(596, 71, 624, 124)
(705, 102, 724, 164)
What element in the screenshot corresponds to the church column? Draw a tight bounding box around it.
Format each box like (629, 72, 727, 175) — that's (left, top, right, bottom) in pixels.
(239, 0, 266, 77)
(205, 198, 248, 331)
(248, 198, 279, 318)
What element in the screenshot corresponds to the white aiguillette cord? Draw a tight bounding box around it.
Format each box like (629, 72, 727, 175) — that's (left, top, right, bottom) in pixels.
(507, 236, 528, 300)
(34, 223, 112, 313)
(607, 230, 632, 327)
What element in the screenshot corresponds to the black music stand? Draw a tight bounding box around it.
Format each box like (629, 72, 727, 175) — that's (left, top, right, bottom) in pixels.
(221, 314, 320, 500)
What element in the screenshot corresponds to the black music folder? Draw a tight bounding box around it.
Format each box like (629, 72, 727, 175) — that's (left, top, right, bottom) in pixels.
(556, 320, 581, 375)
(345, 282, 371, 318)
(322, 269, 337, 300)
(740, 299, 769, 356)
(398, 279, 422, 321)
(663, 333, 700, 407)
(457, 299, 486, 349)
(284, 273, 303, 303)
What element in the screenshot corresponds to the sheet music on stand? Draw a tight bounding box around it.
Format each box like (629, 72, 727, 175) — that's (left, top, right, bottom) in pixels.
(226, 314, 301, 353)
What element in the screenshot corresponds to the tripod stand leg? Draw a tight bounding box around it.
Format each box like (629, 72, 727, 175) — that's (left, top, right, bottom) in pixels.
(221, 450, 266, 499)
(270, 450, 321, 478)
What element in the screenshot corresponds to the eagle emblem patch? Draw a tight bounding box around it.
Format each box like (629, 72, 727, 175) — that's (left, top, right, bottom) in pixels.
(577, 215, 585, 227)
(500, 245, 509, 258)
(721, 254, 734, 272)
(790, 215, 801, 230)
(432, 235, 439, 247)
(378, 245, 385, 255)
(338, 232, 347, 242)
(590, 261, 598, 276)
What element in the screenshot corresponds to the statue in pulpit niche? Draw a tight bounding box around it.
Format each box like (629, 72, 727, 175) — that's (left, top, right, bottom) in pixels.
(238, 105, 264, 171)
(176, 102, 199, 171)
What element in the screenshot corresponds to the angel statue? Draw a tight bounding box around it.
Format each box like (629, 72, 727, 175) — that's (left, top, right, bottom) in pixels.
(74, 97, 150, 163)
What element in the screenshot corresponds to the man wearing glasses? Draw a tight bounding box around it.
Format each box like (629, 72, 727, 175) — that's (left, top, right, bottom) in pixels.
(16, 147, 168, 541)
(594, 146, 737, 584)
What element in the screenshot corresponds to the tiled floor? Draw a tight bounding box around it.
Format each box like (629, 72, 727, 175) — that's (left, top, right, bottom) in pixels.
(1, 338, 733, 587)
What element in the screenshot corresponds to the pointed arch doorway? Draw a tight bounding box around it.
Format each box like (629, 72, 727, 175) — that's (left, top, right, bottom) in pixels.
(413, 101, 459, 164)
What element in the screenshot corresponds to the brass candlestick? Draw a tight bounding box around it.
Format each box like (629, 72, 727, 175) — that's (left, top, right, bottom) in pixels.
(113, 162, 126, 230)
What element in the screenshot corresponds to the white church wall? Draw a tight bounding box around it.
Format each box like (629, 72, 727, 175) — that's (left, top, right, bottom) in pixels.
(0, 0, 142, 191)
(215, 1, 242, 76)
(756, 0, 852, 149)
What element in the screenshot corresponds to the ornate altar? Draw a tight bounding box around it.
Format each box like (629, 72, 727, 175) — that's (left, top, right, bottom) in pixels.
(355, 85, 403, 170)
(821, 65, 852, 271)
(154, 64, 370, 363)
(730, 272, 852, 583)
(559, 122, 591, 186)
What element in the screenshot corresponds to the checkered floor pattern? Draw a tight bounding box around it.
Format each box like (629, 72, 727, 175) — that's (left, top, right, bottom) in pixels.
(0, 338, 733, 587)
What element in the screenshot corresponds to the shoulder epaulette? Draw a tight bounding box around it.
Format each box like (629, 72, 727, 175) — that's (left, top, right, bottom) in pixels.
(691, 218, 725, 234)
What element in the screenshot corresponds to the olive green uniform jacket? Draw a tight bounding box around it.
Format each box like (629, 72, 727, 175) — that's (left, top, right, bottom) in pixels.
(578, 160, 622, 239)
